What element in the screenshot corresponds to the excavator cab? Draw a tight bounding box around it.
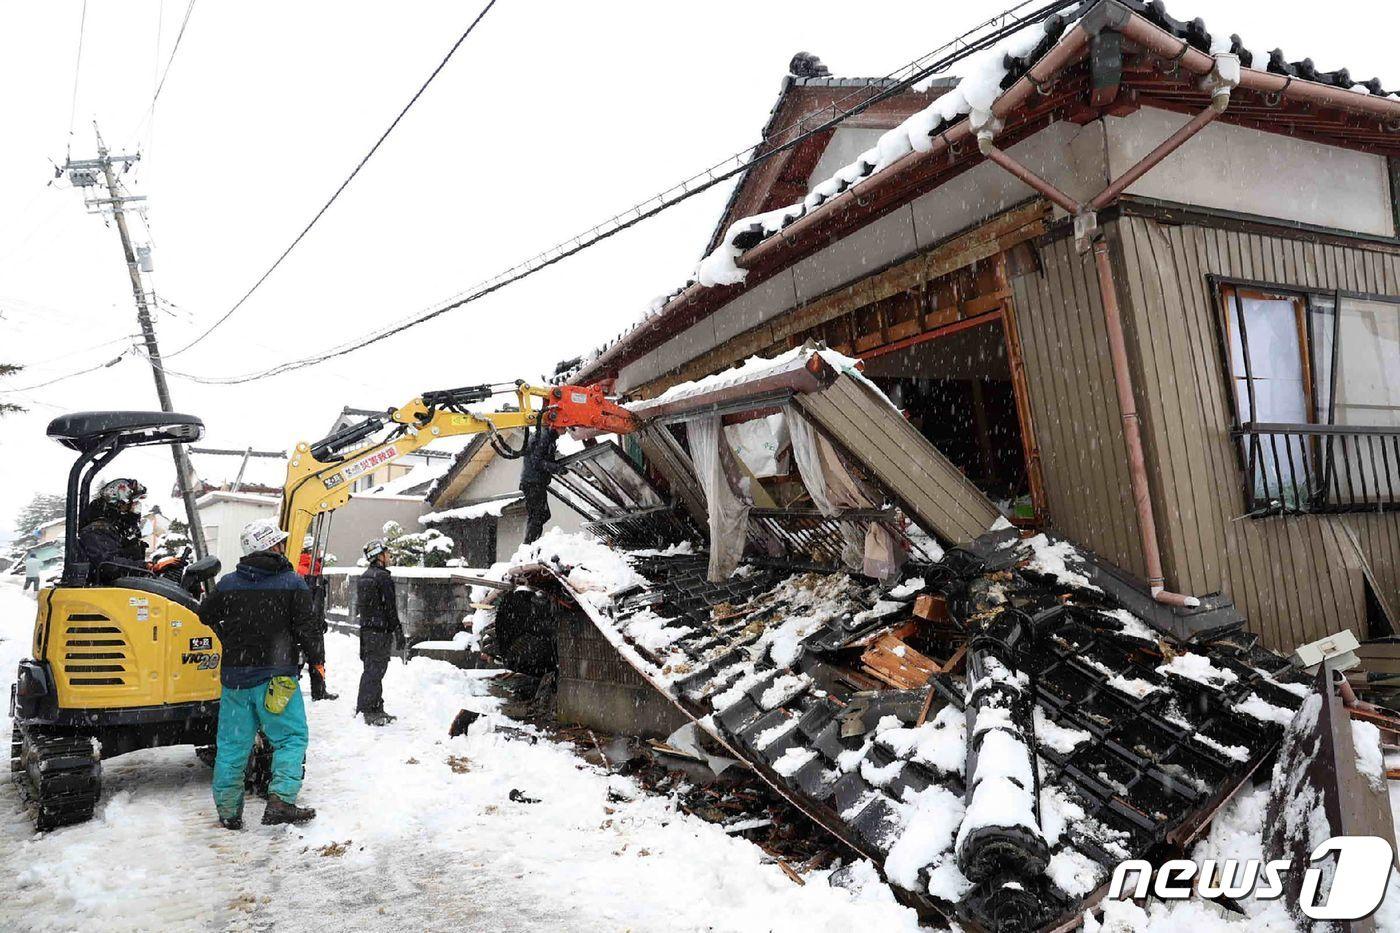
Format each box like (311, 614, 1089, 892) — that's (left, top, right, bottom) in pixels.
(9, 411, 225, 830)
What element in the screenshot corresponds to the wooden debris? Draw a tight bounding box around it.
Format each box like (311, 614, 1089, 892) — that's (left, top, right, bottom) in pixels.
(914, 683, 939, 727)
(913, 593, 951, 623)
(859, 634, 940, 690)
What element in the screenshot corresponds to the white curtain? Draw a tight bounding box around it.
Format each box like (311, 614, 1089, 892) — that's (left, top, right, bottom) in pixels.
(786, 406, 904, 583)
(687, 417, 751, 582)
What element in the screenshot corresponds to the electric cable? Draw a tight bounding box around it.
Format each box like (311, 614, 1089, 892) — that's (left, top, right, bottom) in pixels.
(65, 1, 89, 159)
(162, 0, 500, 359)
(0, 350, 131, 393)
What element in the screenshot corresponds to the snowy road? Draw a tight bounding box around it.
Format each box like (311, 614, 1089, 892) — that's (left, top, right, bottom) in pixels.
(0, 582, 921, 933)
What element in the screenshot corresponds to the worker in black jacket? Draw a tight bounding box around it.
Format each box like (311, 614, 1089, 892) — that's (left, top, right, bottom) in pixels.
(355, 538, 404, 726)
(520, 426, 564, 545)
(199, 519, 325, 829)
(77, 478, 150, 584)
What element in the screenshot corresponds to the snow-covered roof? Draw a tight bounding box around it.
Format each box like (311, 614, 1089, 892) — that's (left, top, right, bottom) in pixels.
(575, 0, 1400, 385)
(194, 490, 281, 509)
(353, 456, 453, 499)
(421, 494, 524, 524)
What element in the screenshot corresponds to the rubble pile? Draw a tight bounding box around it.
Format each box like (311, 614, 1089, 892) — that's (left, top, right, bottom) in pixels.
(498, 529, 1313, 931)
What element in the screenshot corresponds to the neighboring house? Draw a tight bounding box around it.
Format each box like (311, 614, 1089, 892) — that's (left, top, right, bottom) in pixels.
(194, 490, 280, 576)
(572, 2, 1400, 653)
(423, 433, 587, 565)
(185, 446, 288, 497)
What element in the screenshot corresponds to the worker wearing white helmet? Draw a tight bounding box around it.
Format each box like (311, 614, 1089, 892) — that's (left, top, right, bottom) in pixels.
(354, 537, 404, 726)
(199, 518, 324, 829)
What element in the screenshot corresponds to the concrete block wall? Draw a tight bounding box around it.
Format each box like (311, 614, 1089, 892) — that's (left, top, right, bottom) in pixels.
(343, 574, 470, 643)
(555, 611, 688, 739)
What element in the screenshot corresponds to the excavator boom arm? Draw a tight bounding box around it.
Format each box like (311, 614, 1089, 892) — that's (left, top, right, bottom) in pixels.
(280, 382, 636, 566)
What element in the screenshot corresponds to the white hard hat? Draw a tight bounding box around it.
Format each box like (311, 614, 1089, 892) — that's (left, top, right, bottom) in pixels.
(240, 519, 290, 556)
(303, 534, 315, 549)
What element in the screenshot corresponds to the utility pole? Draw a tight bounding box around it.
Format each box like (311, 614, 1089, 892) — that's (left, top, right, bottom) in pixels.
(64, 127, 208, 559)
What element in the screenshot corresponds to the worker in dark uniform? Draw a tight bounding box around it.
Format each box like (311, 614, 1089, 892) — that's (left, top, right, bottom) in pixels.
(77, 478, 150, 584)
(200, 519, 324, 829)
(355, 538, 404, 726)
(295, 535, 337, 702)
(520, 426, 564, 545)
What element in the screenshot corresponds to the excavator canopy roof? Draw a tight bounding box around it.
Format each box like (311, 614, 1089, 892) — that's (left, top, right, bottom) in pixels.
(47, 411, 204, 452)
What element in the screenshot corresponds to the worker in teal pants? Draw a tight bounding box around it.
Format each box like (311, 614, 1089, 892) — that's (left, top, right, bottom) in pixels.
(200, 519, 325, 829)
(211, 684, 309, 820)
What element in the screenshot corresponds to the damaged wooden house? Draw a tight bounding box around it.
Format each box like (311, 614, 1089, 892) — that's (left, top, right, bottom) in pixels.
(471, 2, 1400, 929)
(572, 0, 1400, 654)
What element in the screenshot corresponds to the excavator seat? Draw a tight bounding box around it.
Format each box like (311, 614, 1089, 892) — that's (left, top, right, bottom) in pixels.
(47, 411, 203, 453)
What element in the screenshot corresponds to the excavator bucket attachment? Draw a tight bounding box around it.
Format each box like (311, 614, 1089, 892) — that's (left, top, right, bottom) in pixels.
(543, 384, 639, 436)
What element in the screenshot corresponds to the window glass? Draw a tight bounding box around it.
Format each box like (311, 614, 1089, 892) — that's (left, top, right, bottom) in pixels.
(1316, 297, 1400, 427)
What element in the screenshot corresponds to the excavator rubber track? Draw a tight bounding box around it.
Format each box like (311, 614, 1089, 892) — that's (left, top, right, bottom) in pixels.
(10, 720, 103, 831)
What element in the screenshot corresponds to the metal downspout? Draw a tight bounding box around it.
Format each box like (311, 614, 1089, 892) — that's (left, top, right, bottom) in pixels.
(971, 52, 1239, 608)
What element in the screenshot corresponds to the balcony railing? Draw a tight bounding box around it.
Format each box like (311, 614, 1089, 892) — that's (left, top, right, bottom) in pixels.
(745, 507, 941, 570)
(1235, 422, 1400, 515)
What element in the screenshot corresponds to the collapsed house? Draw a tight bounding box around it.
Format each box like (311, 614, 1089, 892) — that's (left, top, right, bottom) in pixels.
(476, 350, 1398, 930)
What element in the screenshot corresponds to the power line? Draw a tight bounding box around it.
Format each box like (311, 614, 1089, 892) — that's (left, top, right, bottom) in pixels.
(123, 0, 196, 155)
(65, 0, 89, 159)
(0, 350, 131, 393)
(163, 0, 501, 360)
(158, 0, 1074, 386)
(151, 0, 196, 108)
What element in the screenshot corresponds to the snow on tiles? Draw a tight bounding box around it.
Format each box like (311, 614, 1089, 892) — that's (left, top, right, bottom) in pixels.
(464, 513, 1324, 933)
(1156, 652, 1240, 688)
(1020, 533, 1101, 592)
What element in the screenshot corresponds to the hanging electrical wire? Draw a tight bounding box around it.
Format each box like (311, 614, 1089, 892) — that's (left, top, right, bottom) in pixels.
(155, 0, 1074, 387)
(162, 0, 500, 360)
(0, 349, 131, 393)
(65, 0, 89, 159)
(122, 0, 196, 153)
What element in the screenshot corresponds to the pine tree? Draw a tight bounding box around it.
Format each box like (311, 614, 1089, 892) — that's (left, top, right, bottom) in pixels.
(0, 363, 23, 416)
(13, 492, 65, 540)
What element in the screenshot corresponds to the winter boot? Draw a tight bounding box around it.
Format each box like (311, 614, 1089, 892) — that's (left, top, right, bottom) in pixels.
(311, 688, 339, 702)
(219, 813, 243, 831)
(262, 796, 316, 825)
(364, 709, 396, 727)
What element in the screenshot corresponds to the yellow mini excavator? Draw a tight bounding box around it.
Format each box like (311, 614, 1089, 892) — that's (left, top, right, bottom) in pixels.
(10, 412, 225, 830)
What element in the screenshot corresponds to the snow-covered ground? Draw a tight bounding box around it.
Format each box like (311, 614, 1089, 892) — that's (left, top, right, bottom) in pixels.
(0, 581, 920, 932)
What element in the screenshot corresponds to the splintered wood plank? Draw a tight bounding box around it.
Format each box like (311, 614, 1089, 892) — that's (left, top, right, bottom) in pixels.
(860, 634, 939, 690)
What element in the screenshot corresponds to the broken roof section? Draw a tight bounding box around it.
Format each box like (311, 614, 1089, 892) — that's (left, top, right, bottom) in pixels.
(496, 524, 1309, 931)
(575, 0, 1400, 386)
(481, 346, 1400, 929)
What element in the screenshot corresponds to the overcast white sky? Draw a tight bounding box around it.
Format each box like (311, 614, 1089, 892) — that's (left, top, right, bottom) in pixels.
(1, 0, 1395, 542)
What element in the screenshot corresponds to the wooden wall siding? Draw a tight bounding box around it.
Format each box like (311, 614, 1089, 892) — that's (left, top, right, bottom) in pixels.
(1008, 237, 1146, 579)
(1111, 214, 1400, 650)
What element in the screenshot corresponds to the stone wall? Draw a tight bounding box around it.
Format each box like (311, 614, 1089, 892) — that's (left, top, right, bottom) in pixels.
(338, 572, 471, 643)
(555, 610, 688, 740)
